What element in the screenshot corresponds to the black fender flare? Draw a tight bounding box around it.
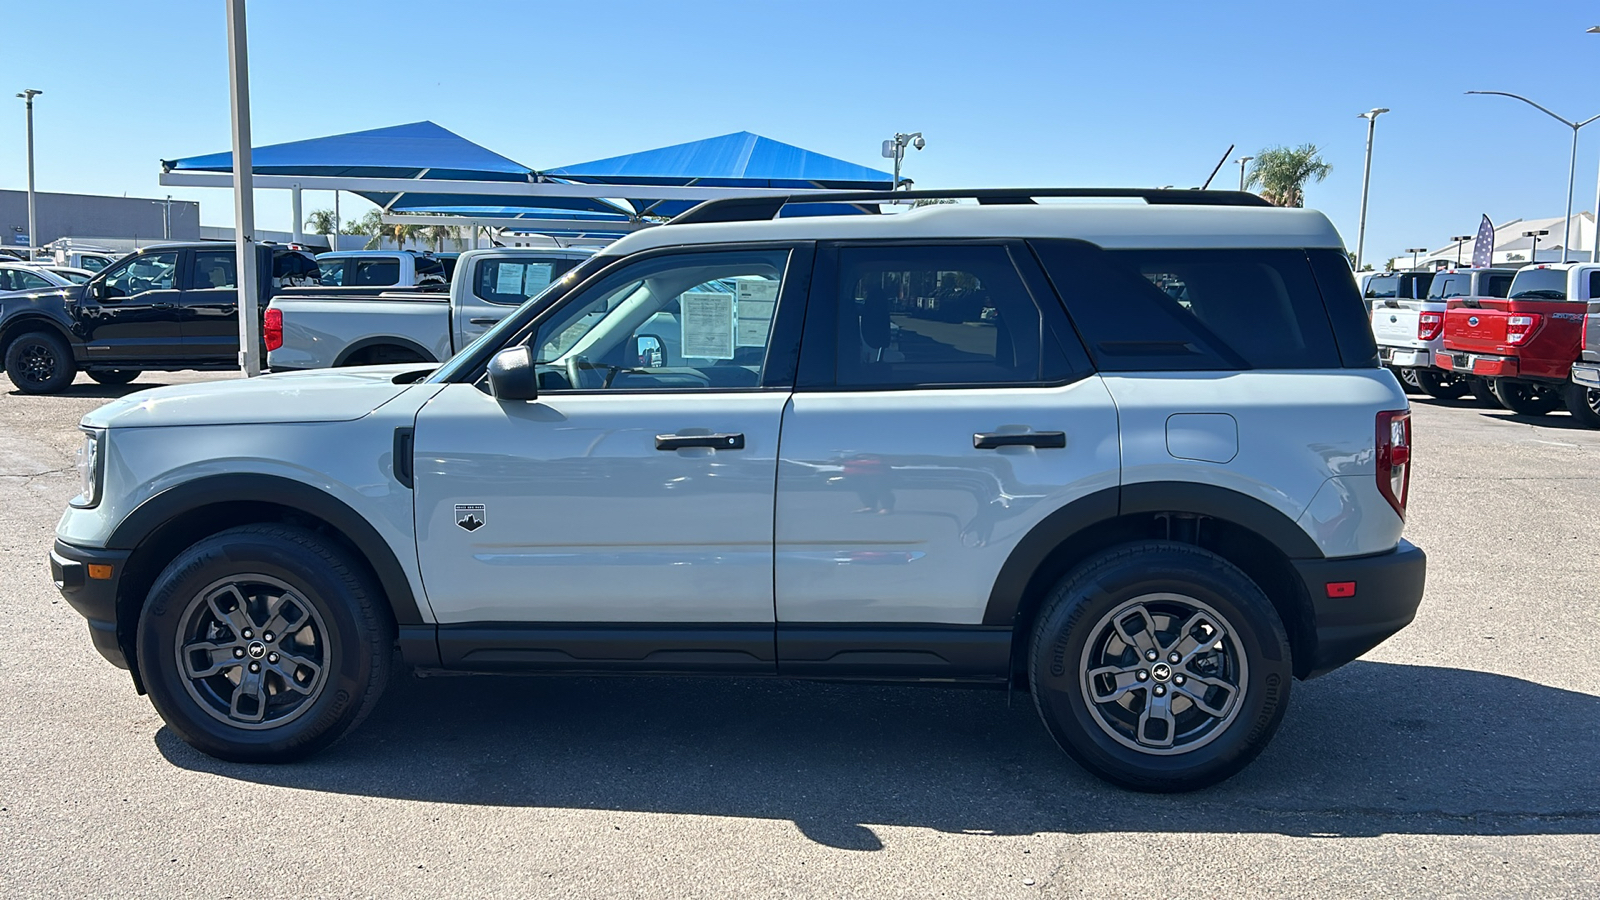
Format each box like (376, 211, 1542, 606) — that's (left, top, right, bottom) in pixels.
(981, 482, 1322, 626)
(0, 313, 78, 358)
(109, 473, 424, 625)
(332, 336, 437, 367)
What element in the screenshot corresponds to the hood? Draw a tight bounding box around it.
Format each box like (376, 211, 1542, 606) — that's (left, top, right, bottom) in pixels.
(82, 364, 437, 429)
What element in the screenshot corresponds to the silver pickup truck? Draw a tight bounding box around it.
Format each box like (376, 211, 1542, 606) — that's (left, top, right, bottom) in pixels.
(267, 247, 595, 370)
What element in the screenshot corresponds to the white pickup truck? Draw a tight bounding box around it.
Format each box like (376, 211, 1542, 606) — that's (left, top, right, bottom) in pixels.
(267, 247, 595, 370)
(1370, 267, 1513, 401)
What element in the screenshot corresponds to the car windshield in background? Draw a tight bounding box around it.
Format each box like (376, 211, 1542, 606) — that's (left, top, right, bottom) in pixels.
(1509, 268, 1568, 299)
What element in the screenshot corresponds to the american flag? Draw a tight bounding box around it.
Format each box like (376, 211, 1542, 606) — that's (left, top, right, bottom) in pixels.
(1470, 215, 1494, 268)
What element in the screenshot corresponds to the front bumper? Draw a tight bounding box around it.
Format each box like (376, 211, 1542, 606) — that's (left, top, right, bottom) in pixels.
(50, 540, 131, 669)
(1572, 362, 1600, 390)
(1292, 540, 1426, 679)
(1436, 351, 1519, 378)
(1379, 347, 1432, 368)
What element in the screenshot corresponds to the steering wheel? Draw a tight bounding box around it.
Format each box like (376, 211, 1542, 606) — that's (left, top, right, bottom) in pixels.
(565, 356, 621, 390)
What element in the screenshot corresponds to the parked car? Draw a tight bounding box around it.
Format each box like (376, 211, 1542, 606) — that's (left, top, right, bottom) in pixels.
(38, 266, 97, 285)
(49, 188, 1424, 792)
(0, 261, 71, 293)
(267, 247, 595, 370)
(1434, 262, 1600, 416)
(315, 250, 448, 289)
(1371, 267, 1511, 401)
(1564, 297, 1600, 427)
(0, 242, 319, 393)
(52, 247, 120, 273)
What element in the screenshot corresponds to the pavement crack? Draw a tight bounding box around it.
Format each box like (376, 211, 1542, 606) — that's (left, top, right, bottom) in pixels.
(1249, 805, 1600, 824)
(0, 465, 74, 483)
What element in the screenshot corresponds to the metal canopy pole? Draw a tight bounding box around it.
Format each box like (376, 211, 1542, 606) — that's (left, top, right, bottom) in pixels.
(290, 182, 303, 245)
(17, 89, 42, 257)
(226, 0, 261, 377)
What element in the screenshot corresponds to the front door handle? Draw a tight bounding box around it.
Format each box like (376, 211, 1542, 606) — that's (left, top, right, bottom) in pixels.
(468, 317, 497, 325)
(973, 431, 1066, 449)
(152, 302, 176, 310)
(656, 433, 745, 451)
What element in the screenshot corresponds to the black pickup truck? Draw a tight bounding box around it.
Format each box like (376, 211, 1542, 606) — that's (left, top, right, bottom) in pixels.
(0, 242, 320, 393)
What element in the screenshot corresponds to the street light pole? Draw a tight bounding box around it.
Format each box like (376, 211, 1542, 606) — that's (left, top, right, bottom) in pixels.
(1523, 229, 1549, 262)
(1407, 247, 1428, 270)
(1236, 156, 1253, 192)
(16, 89, 42, 259)
(1451, 235, 1472, 268)
(1467, 90, 1600, 263)
(882, 132, 925, 190)
(226, 0, 262, 377)
(1590, 27, 1600, 262)
(1355, 108, 1389, 274)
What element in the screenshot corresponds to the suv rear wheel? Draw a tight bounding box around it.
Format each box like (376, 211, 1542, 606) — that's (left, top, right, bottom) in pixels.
(1028, 541, 1292, 792)
(1491, 379, 1561, 416)
(136, 524, 393, 762)
(4, 330, 76, 394)
(1563, 383, 1600, 428)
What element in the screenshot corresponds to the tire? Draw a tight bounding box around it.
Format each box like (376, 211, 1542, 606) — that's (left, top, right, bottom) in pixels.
(1491, 379, 1561, 416)
(4, 330, 76, 394)
(1563, 382, 1600, 428)
(87, 369, 138, 386)
(1394, 366, 1424, 395)
(136, 524, 394, 763)
(1412, 368, 1468, 401)
(1464, 376, 1501, 408)
(1028, 541, 1292, 792)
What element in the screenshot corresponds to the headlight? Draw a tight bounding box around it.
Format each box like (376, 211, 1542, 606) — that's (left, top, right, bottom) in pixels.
(70, 428, 105, 509)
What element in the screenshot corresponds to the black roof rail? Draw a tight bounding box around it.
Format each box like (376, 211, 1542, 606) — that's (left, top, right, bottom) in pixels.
(670, 187, 1273, 226)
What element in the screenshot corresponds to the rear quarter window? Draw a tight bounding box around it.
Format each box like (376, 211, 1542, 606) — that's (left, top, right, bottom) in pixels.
(1031, 240, 1352, 371)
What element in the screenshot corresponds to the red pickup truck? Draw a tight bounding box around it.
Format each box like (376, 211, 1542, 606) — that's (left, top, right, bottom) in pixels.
(1435, 262, 1600, 417)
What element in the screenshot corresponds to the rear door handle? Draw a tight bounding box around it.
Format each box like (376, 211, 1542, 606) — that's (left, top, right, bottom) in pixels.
(468, 317, 497, 325)
(656, 433, 745, 451)
(973, 431, 1066, 449)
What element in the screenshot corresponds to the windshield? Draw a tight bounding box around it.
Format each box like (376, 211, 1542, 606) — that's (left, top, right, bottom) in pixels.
(1508, 267, 1568, 300)
(427, 254, 612, 384)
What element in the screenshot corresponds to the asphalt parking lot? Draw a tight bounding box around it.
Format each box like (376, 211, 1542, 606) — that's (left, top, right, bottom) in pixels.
(2, 372, 1597, 899)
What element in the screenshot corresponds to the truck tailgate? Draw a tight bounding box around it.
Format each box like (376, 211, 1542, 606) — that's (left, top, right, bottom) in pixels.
(1370, 302, 1423, 347)
(1442, 300, 1512, 353)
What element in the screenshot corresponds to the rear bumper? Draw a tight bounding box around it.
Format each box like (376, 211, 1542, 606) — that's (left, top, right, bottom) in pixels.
(1379, 346, 1432, 368)
(49, 540, 131, 669)
(1572, 363, 1600, 390)
(1436, 351, 1518, 378)
(1293, 540, 1426, 679)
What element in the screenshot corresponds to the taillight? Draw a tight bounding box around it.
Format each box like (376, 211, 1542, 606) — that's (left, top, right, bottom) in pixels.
(264, 307, 283, 351)
(1417, 312, 1444, 341)
(1376, 409, 1412, 518)
(1506, 314, 1541, 345)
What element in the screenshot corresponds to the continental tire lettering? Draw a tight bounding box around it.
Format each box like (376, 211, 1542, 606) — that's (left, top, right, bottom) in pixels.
(1244, 673, 1283, 745)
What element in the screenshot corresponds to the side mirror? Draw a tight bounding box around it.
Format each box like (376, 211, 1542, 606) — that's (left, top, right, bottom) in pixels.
(486, 346, 538, 401)
(634, 333, 665, 368)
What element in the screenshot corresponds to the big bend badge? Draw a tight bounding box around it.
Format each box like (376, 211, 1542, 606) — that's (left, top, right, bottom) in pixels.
(454, 504, 487, 532)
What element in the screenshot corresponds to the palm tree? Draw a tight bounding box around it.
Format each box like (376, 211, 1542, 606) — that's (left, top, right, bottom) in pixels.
(424, 224, 464, 251)
(304, 209, 338, 235)
(1244, 144, 1332, 208)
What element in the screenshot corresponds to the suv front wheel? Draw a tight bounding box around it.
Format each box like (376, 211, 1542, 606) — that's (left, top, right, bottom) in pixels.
(1028, 541, 1292, 792)
(137, 524, 394, 762)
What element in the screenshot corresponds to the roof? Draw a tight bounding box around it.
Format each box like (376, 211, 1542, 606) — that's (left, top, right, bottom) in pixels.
(602, 202, 1345, 257)
(546, 131, 895, 216)
(163, 121, 532, 182)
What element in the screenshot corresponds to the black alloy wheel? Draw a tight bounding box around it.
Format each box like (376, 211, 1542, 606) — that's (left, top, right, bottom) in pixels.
(1491, 379, 1561, 416)
(1562, 382, 1600, 428)
(4, 331, 76, 394)
(1411, 368, 1468, 401)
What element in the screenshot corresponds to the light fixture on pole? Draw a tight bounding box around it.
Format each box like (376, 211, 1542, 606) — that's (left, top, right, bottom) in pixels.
(1406, 247, 1428, 270)
(1523, 229, 1549, 261)
(1451, 235, 1473, 268)
(881, 132, 925, 190)
(1467, 90, 1600, 263)
(1355, 108, 1390, 274)
(16, 89, 42, 259)
(1235, 156, 1253, 192)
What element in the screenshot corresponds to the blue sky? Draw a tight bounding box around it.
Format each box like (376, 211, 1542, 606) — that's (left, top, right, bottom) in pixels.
(4, 0, 1599, 265)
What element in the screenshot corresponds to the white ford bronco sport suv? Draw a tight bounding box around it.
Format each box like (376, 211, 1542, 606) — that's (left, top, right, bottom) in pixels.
(51, 188, 1426, 792)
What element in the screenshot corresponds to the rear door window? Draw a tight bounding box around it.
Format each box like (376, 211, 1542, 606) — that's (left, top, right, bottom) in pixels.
(1482, 274, 1514, 298)
(473, 257, 584, 305)
(351, 258, 400, 286)
(1032, 241, 1344, 371)
(414, 256, 447, 285)
(1508, 268, 1568, 300)
(1364, 274, 1398, 300)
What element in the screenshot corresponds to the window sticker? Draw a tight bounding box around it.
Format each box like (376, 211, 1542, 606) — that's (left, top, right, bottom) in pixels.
(494, 263, 525, 295)
(736, 280, 777, 347)
(680, 291, 735, 359)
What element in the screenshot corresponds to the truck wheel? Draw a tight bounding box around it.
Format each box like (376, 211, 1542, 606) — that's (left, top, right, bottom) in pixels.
(1464, 377, 1500, 408)
(1027, 541, 1292, 792)
(4, 331, 76, 394)
(1563, 383, 1600, 428)
(1392, 367, 1423, 394)
(136, 524, 394, 763)
(1412, 369, 1468, 401)
(87, 370, 138, 386)
(1491, 379, 1561, 416)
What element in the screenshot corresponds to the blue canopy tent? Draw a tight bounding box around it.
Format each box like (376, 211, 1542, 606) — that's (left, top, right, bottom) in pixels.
(544, 131, 896, 217)
(161, 121, 631, 236)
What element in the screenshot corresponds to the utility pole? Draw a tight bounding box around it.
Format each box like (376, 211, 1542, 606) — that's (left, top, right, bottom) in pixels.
(226, 0, 262, 377)
(1406, 247, 1428, 270)
(1236, 156, 1253, 191)
(882, 132, 925, 190)
(1355, 108, 1390, 273)
(1467, 91, 1599, 263)
(16, 89, 42, 258)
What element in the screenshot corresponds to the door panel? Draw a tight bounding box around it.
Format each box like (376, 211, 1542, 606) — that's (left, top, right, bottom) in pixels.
(180, 248, 241, 360)
(78, 251, 184, 360)
(413, 386, 788, 624)
(775, 382, 1120, 624)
